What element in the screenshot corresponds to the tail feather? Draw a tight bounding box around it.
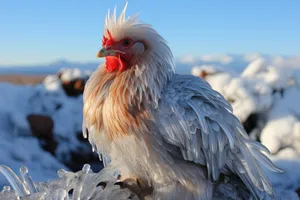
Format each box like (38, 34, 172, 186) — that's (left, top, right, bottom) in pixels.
(226, 136, 281, 200)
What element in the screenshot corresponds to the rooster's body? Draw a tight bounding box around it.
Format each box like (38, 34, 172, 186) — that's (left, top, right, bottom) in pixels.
(83, 3, 282, 200)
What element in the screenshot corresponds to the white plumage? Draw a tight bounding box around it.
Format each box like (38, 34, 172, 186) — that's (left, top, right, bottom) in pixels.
(83, 3, 282, 199)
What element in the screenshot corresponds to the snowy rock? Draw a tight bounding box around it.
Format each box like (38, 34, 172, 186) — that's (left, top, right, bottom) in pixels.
(241, 58, 267, 78)
(260, 87, 300, 154)
(55, 68, 92, 97)
(224, 77, 273, 123)
(276, 148, 300, 159)
(191, 65, 235, 96)
(43, 75, 62, 92)
(61, 79, 86, 97)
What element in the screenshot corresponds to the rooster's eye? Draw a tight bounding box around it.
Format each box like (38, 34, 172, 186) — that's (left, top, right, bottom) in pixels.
(122, 39, 132, 47)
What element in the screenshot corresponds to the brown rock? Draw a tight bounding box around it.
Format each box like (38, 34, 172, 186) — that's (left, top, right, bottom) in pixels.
(27, 114, 54, 139)
(200, 70, 208, 79)
(61, 78, 86, 97)
(74, 79, 85, 91)
(27, 114, 57, 154)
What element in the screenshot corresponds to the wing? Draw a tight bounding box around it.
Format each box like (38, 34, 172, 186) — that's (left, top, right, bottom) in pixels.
(157, 74, 282, 199)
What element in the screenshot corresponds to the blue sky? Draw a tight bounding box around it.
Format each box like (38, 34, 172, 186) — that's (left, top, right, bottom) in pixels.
(0, 0, 299, 65)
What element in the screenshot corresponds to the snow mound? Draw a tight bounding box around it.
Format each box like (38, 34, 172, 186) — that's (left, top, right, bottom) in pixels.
(260, 87, 300, 154)
(191, 65, 235, 95)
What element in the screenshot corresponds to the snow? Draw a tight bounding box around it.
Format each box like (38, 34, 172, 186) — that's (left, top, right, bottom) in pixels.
(0, 68, 93, 189)
(179, 55, 198, 64)
(260, 87, 300, 154)
(191, 64, 235, 95)
(199, 54, 233, 64)
(192, 57, 300, 124)
(43, 75, 62, 91)
(179, 54, 233, 65)
(241, 58, 267, 78)
(59, 68, 91, 82)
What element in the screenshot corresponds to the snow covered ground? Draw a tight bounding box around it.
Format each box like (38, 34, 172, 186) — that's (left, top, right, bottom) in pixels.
(0, 54, 300, 198)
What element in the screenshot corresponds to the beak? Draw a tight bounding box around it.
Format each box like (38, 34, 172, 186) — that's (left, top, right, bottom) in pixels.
(96, 47, 117, 58)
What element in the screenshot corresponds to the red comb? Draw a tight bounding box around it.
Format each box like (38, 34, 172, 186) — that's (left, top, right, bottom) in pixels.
(102, 30, 115, 47)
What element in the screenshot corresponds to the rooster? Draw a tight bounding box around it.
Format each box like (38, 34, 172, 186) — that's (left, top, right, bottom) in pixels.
(83, 3, 282, 200)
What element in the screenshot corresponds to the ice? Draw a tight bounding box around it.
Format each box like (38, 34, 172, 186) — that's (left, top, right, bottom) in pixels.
(0, 165, 139, 200)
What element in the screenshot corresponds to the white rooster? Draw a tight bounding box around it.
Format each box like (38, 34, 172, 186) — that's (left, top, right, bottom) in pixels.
(83, 3, 282, 200)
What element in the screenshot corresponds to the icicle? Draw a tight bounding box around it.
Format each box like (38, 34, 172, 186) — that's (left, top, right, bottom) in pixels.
(72, 164, 91, 200)
(102, 154, 111, 167)
(57, 169, 69, 178)
(98, 153, 103, 161)
(0, 165, 28, 196)
(2, 186, 11, 192)
(19, 166, 38, 193)
(82, 121, 88, 139)
(82, 164, 91, 174)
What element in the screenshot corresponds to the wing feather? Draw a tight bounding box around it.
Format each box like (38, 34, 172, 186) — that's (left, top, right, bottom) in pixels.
(157, 74, 282, 199)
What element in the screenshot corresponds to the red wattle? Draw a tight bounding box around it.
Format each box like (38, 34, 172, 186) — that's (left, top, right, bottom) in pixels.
(105, 56, 119, 72)
(105, 55, 128, 72)
(118, 54, 127, 72)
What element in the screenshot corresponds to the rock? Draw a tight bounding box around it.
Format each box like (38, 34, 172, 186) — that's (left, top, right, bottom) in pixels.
(27, 114, 57, 155)
(61, 79, 86, 97)
(200, 70, 208, 79)
(295, 188, 300, 197)
(27, 114, 54, 140)
(63, 131, 102, 172)
(242, 113, 259, 135)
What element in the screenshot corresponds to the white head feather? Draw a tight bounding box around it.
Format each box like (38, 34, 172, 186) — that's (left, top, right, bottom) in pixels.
(102, 2, 175, 106)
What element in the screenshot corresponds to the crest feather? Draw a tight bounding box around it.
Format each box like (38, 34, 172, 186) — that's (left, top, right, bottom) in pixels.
(104, 2, 130, 33)
(118, 2, 128, 24)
